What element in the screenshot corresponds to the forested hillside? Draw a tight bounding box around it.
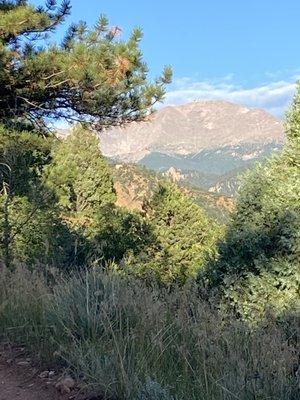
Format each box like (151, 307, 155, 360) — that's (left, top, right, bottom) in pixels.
(111, 163, 234, 222)
(0, 2, 299, 400)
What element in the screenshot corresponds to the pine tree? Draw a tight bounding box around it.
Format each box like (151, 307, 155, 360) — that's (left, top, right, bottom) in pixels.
(0, 1, 171, 268)
(44, 126, 151, 265)
(0, 125, 53, 200)
(45, 125, 116, 217)
(286, 81, 300, 141)
(204, 84, 300, 320)
(126, 183, 220, 284)
(0, 1, 171, 130)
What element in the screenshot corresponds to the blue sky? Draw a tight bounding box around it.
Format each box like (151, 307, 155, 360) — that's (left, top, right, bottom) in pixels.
(32, 0, 300, 116)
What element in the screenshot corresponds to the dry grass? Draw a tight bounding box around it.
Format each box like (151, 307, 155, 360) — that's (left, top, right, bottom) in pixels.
(0, 266, 299, 399)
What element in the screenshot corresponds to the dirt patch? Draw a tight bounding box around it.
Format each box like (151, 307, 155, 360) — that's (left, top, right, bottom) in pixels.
(0, 347, 86, 400)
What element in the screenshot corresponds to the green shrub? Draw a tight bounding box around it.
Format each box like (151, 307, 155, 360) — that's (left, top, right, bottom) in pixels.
(0, 195, 75, 266)
(136, 379, 173, 400)
(87, 206, 154, 263)
(211, 140, 300, 278)
(223, 258, 300, 323)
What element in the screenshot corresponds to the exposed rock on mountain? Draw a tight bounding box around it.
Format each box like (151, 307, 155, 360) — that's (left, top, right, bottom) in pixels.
(100, 101, 284, 160)
(162, 167, 184, 183)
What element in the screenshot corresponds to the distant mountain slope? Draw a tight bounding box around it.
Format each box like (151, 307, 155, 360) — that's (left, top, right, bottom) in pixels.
(111, 163, 234, 223)
(101, 101, 285, 195)
(100, 101, 284, 160)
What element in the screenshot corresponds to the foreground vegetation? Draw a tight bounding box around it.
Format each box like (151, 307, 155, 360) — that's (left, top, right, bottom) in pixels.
(0, 266, 299, 400)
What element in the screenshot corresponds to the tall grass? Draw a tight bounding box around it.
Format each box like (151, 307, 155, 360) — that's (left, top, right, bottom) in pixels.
(0, 266, 299, 400)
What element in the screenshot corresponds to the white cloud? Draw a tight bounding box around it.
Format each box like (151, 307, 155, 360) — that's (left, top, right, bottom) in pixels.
(164, 76, 298, 117)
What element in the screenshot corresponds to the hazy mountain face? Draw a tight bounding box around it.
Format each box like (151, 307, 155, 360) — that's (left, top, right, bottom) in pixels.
(100, 101, 284, 160)
(99, 101, 285, 195)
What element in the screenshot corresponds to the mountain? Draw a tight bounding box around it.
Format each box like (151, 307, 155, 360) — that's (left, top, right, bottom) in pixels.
(100, 101, 285, 195)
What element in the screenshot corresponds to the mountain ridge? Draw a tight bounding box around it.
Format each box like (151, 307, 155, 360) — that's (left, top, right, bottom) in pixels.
(99, 100, 285, 163)
(57, 101, 285, 196)
(98, 100, 285, 195)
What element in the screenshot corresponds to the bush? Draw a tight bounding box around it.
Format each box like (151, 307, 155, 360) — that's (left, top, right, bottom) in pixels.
(87, 206, 154, 263)
(223, 258, 300, 323)
(136, 379, 173, 400)
(212, 140, 299, 278)
(0, 195, 75, 267)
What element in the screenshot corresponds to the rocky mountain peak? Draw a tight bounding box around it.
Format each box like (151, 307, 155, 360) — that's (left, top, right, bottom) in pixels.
(99, 101, 285, 162)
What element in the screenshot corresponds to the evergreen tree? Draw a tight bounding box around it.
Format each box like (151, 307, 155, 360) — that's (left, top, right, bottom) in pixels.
(203, 85, 300, 320)
(45, 125, 116, 217)
(0, 1, 171, 268)
(0, 125, 53, 200)
(0, 124, 61, 266)
(0, 0, 171, 130)
(126, 183, 220, 284)
(45, 126, 153, 266)
(286, 81, 300, 141)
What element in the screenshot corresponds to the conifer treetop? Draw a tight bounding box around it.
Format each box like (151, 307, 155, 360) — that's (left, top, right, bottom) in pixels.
(0, 0, 172, 130)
